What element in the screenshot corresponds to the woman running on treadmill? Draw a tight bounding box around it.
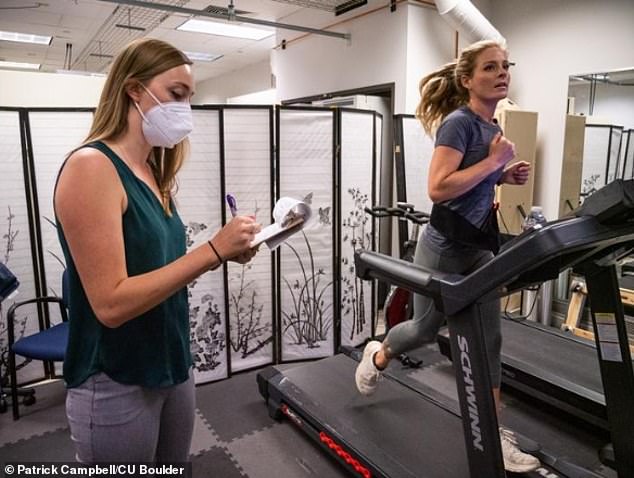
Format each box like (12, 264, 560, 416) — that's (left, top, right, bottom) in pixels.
(354, 39, 539, 474)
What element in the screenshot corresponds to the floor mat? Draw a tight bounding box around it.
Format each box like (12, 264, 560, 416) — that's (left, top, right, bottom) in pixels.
(195, 370, 275, 443)
(224, 422, 345, 478)
(0, 380, 68, 446)
(0, 427, 74, 462)
(191, 445, 246, 478)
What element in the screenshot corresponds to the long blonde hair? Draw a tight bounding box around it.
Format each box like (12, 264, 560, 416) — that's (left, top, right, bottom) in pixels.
(82, 38, 192, 215)
(415, 40, 506, 136)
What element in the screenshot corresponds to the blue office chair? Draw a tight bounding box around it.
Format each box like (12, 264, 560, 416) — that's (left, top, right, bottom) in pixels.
(5, 269, 69, 420)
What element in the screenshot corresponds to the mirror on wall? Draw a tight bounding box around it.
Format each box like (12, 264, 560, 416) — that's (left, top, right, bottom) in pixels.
(568, 68, 634, 197)
(554, 68, 634, 308)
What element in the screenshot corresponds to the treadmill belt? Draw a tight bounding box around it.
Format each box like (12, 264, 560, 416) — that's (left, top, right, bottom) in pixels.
(501, 319, 605, 404)
(275, 354, 470, 478)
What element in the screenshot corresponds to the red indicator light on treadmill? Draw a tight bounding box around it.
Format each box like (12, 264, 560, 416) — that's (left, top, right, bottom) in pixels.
(319, 431, 372, 478)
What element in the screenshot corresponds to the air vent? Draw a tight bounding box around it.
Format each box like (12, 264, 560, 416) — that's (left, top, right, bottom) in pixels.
(315, 96, 357, 107)
(335, 0, 367, 16)
(269, 0, 366, 15)
(203, 4, 252, 16)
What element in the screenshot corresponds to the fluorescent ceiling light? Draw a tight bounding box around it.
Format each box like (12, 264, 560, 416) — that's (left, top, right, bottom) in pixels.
(184, 51, 223, 62)
(177, 19, 274, 40)
(0, 30, 51, 45)
(0, 60, 40, 70)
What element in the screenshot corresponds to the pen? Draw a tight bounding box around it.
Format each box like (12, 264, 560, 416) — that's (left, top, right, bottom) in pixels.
(226, 194, 238, 217)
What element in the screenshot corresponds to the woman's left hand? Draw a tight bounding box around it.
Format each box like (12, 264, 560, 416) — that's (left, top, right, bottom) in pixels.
(500, 161, 531, 185)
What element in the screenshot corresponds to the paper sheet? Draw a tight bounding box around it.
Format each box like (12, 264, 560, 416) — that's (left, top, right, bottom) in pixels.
(252, 197, 312, 250)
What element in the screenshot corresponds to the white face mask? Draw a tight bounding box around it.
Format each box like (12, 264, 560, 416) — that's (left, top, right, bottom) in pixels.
(134, 84, 193, 148)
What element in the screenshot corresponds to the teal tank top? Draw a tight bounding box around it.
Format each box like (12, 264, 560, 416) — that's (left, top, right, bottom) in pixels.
(56, 141, 192, 388)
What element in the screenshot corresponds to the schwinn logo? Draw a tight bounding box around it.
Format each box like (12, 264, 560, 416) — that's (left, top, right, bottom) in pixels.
(458, 335, 483, 452)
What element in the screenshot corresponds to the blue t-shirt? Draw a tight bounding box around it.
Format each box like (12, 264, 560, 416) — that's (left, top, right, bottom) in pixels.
(424, 106, 504, 252)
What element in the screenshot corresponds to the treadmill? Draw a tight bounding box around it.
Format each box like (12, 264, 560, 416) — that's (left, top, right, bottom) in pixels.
(257, 179, 634, 478)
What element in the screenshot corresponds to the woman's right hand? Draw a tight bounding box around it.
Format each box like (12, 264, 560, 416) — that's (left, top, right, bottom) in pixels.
(210, 216, 261, 262)
(489, 132, 516, 167)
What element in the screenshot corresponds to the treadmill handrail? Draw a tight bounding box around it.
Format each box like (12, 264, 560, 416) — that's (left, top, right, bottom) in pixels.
(356, 215, 634, 316)
(448, 216, 634, 313)
(354, 251, 461, 297)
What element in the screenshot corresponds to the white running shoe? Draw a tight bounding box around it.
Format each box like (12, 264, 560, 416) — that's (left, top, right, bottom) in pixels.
(500, 427, 541, 473)
(355, 341, 383, 396)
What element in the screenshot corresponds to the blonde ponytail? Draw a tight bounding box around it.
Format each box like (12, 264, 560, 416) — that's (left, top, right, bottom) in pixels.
(415, 62, 467, 136)
(416, 40, 507, 137)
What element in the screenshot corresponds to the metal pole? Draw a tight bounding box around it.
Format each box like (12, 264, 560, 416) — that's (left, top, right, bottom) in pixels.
(99, 0, 351, 41)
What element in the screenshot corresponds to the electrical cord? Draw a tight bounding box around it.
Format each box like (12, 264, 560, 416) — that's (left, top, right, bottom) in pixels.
(503, 284, 542, 320)
(503, 294, 511, 317)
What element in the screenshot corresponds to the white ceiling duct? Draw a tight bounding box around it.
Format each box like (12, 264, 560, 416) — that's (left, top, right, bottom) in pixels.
(435, 0, 505, 44)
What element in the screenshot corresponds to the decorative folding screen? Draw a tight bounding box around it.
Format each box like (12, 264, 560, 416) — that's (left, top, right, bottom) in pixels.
(338, 109, 377, 347)
(393, 115, 434, 253)
(277, 107, 335, 361)
(621, 130, 633, 180)
(222, 106, 274, 372)
(29, 111, 92, 300)
(607, 127, 623, 183)
(582, 124, 624, 198)
(178, 107, 228, 383)
(29, 110, 93, 378)
(2, 103, 380, 382)
(0, 109, 41, 384)
(373, 114, 383, 336)
(394, 115, 433, 213)
(375, 114, 383, 210)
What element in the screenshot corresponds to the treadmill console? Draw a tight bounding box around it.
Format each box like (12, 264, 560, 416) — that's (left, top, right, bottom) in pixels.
(574, 179, 634, 224)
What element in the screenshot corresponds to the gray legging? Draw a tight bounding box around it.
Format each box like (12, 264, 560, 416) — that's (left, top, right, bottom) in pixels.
(66, 368, 195, 463)
(383, 235, 502, 387)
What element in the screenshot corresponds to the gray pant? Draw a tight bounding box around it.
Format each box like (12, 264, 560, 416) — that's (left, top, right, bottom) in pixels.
(384, 237, 502, 387)
(66, 369, 195, 463)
